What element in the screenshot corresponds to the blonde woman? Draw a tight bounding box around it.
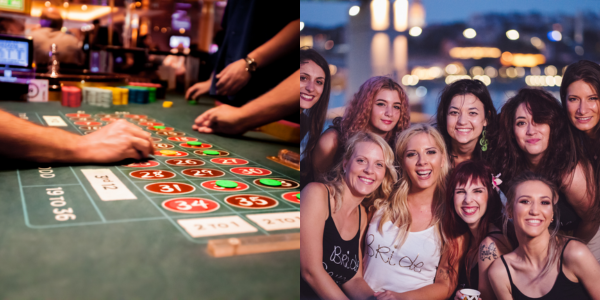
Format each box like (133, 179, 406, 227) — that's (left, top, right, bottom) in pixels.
(300, 132, 398, 300)
(363, 124, 455, 300)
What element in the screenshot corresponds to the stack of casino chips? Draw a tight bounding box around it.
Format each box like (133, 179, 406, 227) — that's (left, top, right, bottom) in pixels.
(82, 87, 112, 108)
(61, 86, 82, 107)
(125, 86, 152, 104)
(129, 82, 163, 99)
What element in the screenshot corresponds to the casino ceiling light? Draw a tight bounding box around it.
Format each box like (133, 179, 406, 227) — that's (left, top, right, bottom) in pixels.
(30, 3, 112, 22)
(409, 27, 422, 37)
(463, 28, 476, 39)
(500, 51, 546, 67)
(506, 30, 519, 40)
(300, 22, 304, 31)
(548, 30, 562, 42)
(349, 5, 360, 16)
(449, 47, 501, 60)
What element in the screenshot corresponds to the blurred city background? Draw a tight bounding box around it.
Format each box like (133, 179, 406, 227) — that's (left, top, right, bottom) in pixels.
(300, 0, 600, 123)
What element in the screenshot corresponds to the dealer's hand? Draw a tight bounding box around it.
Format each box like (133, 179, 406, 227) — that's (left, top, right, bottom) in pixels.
(192, 104, 251, 135)
(185, 78, 212, 100)
(76, 119, 155, 163)
(215, 59, 251, 96)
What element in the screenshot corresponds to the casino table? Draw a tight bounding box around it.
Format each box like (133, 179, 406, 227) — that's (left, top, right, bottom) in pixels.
(0, 94, 300, 299)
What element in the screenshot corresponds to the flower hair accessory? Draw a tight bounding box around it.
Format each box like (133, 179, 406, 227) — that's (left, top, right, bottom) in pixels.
(491, 173, 502, 192)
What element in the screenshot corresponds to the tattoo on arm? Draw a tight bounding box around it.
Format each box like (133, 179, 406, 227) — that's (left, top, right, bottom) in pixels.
(479, 242, 499, 261)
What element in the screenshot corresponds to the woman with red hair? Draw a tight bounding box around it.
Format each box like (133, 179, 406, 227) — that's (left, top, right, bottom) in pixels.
(310, 76, 410, 185)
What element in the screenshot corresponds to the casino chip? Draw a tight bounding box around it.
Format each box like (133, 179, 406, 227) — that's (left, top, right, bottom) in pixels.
(187, 141, 202, 146)
(259, 179, 282, 187)
(296, 193, 300, 199)
(215, 180, 238, 188)
(154, 125, 166, 129)
(203, 150, 220, 155)
(160, 150, 177, 155)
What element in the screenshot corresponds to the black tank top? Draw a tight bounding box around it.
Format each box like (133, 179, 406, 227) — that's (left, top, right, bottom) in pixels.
(300, 185, 362, 300)
(500, 239, 591, 300)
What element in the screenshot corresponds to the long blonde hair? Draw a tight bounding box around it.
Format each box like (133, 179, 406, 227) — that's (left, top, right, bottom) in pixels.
(374, 124, 450, 247)
(322, 132, 398, 213)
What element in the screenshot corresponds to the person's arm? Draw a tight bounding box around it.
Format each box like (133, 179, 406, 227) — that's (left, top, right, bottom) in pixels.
(478, 236, 511, 300)
(0, 112, 153, 163)
(487, 258, 513, 300)
(192, 69, 299, 135)
(342, 205, 376, 300)
(563, 163, 600, 243)
(300, 182, 350, 300)
(185, 76, 213, 100)
(312, 129, 339, 180)
(214, 20, 300, 96)
(563, 240, 600, 298)
(374, 243, 458, 300)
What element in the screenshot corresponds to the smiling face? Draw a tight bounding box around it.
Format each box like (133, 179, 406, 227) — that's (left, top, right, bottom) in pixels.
(446, 93, 488, 149)
(513, 103, 551, 164)
(403, 133, 443, 192)
(368, 89, 402, 136)
(343, 141, 387, 197)
(300, 60, 326, 110)
(566, 80, 600, 136)
(454, 177, 488, 229)
(512, 180, 554, 238)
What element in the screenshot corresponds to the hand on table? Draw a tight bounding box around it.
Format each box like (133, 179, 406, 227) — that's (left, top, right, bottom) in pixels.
(192, 104, 249, 135)
(75, 119, 155, 163)
(215, 59, 251, 96)
(374, 290, 401, 300)
(185, 79, 212, 100)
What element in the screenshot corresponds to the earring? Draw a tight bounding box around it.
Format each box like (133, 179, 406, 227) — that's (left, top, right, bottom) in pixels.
(479, 126, 488, 152)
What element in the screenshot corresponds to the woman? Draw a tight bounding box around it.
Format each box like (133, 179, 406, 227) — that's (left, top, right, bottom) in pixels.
(300, 132, 397, 300)
(490, 88, 597, 244)
(436, 79, 498, 168)
(300, 47, 331, 189)
(560, 60, 600, 260)
(362, 124, 455, 300)
(312, 76, 410, 184)
(488, 172, 600, 299)
(443, 161, 515, 300)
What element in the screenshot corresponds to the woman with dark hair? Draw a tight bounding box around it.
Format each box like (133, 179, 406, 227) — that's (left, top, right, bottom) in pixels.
(443, 161, 514, 300)
(312, 76, 410, 185)
(488, 172, 600, 300)
(489, 88, 597, 251)
(560, 60, 600, 260)
(436, 79, 498, 168)
(300, 48, 331, 189)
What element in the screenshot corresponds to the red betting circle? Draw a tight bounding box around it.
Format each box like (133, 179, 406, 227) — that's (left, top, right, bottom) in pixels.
(230, 167, 272, 176)
(162, 197, 219, 214)
(129, 170, 176, 180)
(137, 118, 156, 122)
(70, 117, 96, 121)
(147, 126, 174, 131)
(201, 180, 249, 192)
(157, 131, 186, 136)
(74, 121, 102, 126)
(79, 126, 102, 131)
(167, 137, 198, 142)
(195, 150, 230, 156)
(253, 178, 300, 189)
(65, 113, 90, 118)
(144, 182, 195, 194)
(224, 194, 279, 209)
(282, 192, 300, 204)
(181, 168, 225, 178)
(210, 158, 248, 165)
(139, 122, 164, 126)
(125, 114, 147, 119)
(154, 143, 175, 149)
(179, 142, 212, 149)
(122, 161, 160, 168)
(154, 150, 189, 157)
(165, 158, 205, 167)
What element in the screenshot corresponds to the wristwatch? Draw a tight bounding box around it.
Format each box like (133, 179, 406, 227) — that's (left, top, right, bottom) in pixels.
(244, 56, 257, 73)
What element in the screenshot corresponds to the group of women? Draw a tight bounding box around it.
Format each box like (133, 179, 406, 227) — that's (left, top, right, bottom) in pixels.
(300, 47, 600, 300)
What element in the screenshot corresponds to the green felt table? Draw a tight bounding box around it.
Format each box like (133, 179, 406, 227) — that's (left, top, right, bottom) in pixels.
(0, 95, 300, 299)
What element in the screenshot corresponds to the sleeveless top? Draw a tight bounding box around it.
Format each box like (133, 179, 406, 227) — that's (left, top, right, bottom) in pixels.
(556, 192, 580, 232)
(452, 230, 504, 299)
(363, 207, 441, 293)
(300, 185, 362, 300)
(500, 239, 591, 300)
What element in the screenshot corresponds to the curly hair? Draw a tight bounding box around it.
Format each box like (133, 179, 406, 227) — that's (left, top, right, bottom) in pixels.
(322, 132, 398, 213)
(373, 124, 449, 248)
(332, 76, 410, 147)
(442, 160, 504, 287)
(300, 47, 331, 187)
(435, 79, 498, 164)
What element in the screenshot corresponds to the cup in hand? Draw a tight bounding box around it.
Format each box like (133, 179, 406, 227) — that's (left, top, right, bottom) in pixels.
(460, 289, 481, 300)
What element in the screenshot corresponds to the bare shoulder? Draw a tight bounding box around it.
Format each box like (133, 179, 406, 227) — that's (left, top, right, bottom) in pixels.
(479, 236, 502, 262)
(488, 255, 508, 279)
(317, 129, 340, 150)
(300, 183, 330, 212)
(562, 239, 594, 266)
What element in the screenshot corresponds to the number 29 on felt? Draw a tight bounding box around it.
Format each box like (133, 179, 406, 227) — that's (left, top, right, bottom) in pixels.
(46, 187, 76, 221)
